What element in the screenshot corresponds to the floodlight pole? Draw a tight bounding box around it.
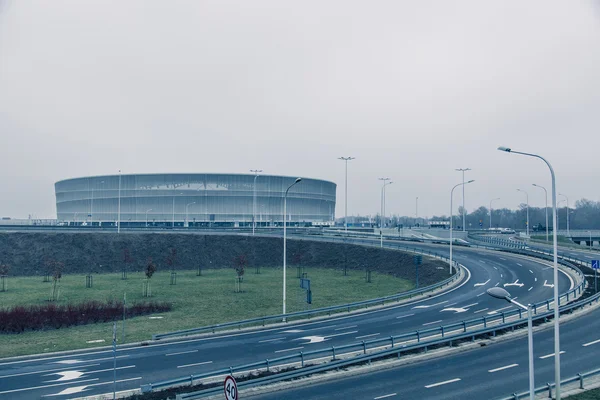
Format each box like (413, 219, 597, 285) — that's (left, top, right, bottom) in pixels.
(251, 169, 262, 235)
(456, 168, 471, 231)
(498, 146, 561, 399)
(117, 171, 121, 233)
(338, 157, 355, 233)
(450, 180, 474, 274)
(283, 178, 302, 321)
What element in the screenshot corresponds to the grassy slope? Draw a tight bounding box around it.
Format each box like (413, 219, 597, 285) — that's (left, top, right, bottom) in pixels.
(0, 267, 413, 358)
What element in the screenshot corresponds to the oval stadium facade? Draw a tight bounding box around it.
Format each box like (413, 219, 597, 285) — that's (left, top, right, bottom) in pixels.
(55, 173, 336, 227)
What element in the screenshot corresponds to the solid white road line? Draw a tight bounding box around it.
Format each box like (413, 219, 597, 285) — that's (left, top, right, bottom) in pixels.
(259, 338, 286, 343)
(166, 350, 198, 356)
(374, 394, 397, 399)
(488, 363, 518, 373)
(335, 325, 357, 331)
(177, 361, 213, 368)
(473, 308, 489, 314)
(422, 320, 443, 326)
(275, 347, 304, 353)
(539, 351, 565, 359)
(396, 314, 415, 319)
(355, 333, 380, 340)
(425, 378, 461, 388)
(583, 339, 600, 347)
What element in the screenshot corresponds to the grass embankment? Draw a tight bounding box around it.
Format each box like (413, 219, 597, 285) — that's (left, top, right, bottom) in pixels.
(0, 267, 413, 358)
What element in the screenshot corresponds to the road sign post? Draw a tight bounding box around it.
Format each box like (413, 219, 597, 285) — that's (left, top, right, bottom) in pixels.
(224, 375, 238, 400)
(592, 260, 599, 293)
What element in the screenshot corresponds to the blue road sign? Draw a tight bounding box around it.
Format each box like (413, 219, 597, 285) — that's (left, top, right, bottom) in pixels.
(592, 260, 600, 270)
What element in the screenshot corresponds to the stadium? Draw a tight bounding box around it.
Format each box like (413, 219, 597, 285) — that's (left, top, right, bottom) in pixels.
(55, 173, 337, 227)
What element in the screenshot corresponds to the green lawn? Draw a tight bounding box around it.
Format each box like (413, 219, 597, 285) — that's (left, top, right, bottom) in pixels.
(0, 267, 413, 358)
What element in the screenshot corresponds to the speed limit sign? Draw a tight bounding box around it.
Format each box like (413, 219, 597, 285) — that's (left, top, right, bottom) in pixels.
(224, 375, 238, 400)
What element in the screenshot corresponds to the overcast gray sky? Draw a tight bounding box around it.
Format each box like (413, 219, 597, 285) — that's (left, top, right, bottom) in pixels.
(1, 0, 599, 220)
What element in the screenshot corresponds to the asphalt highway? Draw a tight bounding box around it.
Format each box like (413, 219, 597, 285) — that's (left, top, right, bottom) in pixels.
(0, 240, 575, 399)
(251, 301, 600, 400)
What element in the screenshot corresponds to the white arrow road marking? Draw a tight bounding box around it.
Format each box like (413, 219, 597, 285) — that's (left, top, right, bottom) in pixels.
(544, 280, 555, 288)
(44, 386, 88, 396)
(474, 279, 490, 287)
(296, 331, 359, 344)
(441, 303, 477, 313)
(44, 371, 85, 382)
(504, 279, 524, 288)
(42, 377, 142, 397)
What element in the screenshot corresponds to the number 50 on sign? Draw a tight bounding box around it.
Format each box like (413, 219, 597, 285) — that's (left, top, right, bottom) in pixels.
(224, 375, 238, 400)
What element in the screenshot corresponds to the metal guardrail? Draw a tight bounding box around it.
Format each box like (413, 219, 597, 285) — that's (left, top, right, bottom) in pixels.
(141, 262, 588, 394)
(497, 366, 600, 400)
(152, 244, 462, 340)
(162, 289, 600, 399)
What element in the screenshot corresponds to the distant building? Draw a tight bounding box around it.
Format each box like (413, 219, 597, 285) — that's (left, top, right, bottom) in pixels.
(55, 173, 336, 227)
(429, 220, 450, 229)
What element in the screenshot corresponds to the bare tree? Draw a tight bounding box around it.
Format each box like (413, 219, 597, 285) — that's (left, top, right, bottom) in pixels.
(143, 257, 157, 297)
(233, 255, 247, 293)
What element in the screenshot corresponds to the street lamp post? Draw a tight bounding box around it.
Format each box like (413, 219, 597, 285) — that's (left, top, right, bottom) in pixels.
(145, 209, 153, 227)
(251, 169, 262, 235)
(532, 183, 549, 242)
(338, 157, 355, 233)
(416, 197, 419, 225)
(456, 168, 471, 231)
(378, 178, 392, 248)
(450, 180, 474, 274)
(559, 193, 570, 237)
(283, 178, 302, 321)
(498, 146, 561, 399)
(517, 189, 530, 237)
(489, 198, 500, 230)
(117, 170, 122, 233)
(185, 202, 196, 227)
(487, 287, 535, 400)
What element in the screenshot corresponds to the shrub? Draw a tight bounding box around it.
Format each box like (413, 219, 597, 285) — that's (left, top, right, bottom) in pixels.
(0, 300, 171, 333)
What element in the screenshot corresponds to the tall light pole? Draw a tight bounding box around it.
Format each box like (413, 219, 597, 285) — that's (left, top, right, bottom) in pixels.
(532, 183, 549, 241)
(489, 198, 500, 230)
(145, 209, 152, 227)
(456, 168, 471, 231)
(498, 146, 561, 399)
(559, 193, 570, 237)
(185, 202, 196, 227)
(487, 287, 535, 400)
(283, 178, 302, 321)
(378, 178, 391, 228)
(117, 171, 122, 233)
(250, 169, 262, 235)
(450, 180, 474, 274)
(517, 189, 530, 237)
(416, 197, 419, 225)
(338, 157, 355, 233)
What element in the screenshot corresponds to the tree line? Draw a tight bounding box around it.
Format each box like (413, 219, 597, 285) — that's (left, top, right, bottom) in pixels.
(380, 198, 600, 230)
